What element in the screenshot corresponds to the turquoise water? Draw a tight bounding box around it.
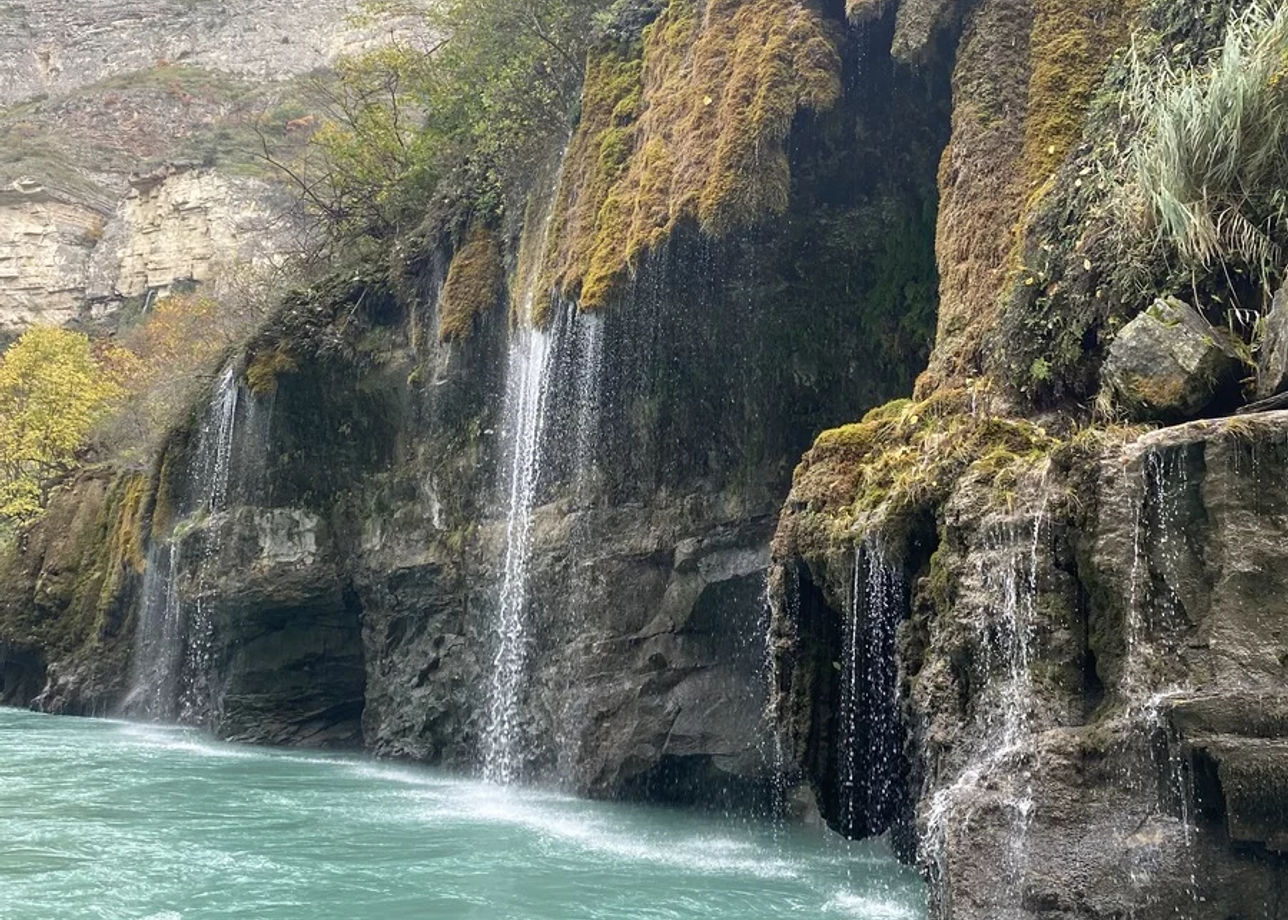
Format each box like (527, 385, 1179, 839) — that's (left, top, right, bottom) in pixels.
(0, 709, 925, 919)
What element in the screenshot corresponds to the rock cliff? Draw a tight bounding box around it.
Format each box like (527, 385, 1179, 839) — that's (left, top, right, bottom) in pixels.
(3, 0, 1288, 916)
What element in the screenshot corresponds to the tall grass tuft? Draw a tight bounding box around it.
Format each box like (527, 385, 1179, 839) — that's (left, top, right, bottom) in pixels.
(1127, 0, 1288, 301)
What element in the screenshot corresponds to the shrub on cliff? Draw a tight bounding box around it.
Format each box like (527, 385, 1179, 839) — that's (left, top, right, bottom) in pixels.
(284, 0, 609, 240)
(96, 293, 258, 463)
(0, 328, 121, 525)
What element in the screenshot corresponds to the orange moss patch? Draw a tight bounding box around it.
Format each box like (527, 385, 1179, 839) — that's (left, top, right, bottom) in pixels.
(439, 226, 504, 342)
(535, 0, 842, 321)
(246, 346, 299, 397)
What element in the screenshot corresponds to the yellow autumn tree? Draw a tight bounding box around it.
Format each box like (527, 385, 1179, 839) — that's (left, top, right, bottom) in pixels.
(0, 327, 121, 523)
(98, 292, 250, 459)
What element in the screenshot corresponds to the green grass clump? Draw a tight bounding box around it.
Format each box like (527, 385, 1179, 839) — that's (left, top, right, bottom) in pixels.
(1127, 0, 1288, 300)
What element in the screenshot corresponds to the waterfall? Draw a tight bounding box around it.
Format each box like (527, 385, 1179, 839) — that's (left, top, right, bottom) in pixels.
(123, 542, 183, 719)
(837, 539, 906, 837)
(551, 304, 607, 780)
(568, 309, 605, 499)
(1117, 447, 1200, 911)
(1122, 449, 1188, 705)
(479, 146, 613, 785)
(762, 566, 797, 826)
(178, 365, 242, 722)
(922, 497, 1048, 917)
(122, 365, 248, 724)
(483, 324, 556, 784)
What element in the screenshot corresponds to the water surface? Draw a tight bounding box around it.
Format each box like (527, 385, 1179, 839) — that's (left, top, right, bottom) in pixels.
(0, 709, 924, 919)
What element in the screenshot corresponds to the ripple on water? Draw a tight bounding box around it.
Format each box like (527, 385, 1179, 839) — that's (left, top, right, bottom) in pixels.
(0, 710, 926, 920)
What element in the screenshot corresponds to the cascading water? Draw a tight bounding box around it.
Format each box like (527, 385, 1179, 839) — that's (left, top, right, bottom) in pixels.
(1117, 446, 1200, 910)
(922, 495, 1048, 916)
(122, 365, 249, 724)
(483, 323, 556, 784)
(762, 566, 798, 827)
(549, 304, 608, 781)
(566, 306, 605, 498)
(179, 365, 242, 721)
(837, 539, 906, 837)
(480, 151, 611, 785)
(124, 542, 183, 719)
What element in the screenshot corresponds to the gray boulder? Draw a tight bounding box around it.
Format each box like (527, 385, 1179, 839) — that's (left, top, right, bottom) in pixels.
(1256, 284, 1288, 400)
(1102, 297, 1242, 421)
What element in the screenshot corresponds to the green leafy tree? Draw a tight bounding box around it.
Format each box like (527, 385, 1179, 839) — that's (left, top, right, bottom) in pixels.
(0, 327, 121, 523)
(275, 0, 609, 239)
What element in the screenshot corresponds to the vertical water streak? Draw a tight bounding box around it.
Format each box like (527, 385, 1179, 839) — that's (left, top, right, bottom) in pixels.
(549, 305, 608, 783)
(483, 323, 557, 784)
(123, 542, 183, 718)
(837, 539, 906, 836)
(761, 565, 799, 830)
(178, 366, 242, 722)
(1121, 449, 1200, 913)
(124, 365, 245, 725)
(479, 149, 589, 785)
(570, 310, 605, 500)
(922, 493, 1049, 918)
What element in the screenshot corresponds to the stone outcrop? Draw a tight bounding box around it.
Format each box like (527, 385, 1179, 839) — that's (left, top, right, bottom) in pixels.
(0, 183, 106, 329)
(0, 169, 294, 332)
(1101, 297, 1242, 421)
(1257, 285, 1288, 401)
(0, 0, 371, 106)
(771, 409, 1288, 917)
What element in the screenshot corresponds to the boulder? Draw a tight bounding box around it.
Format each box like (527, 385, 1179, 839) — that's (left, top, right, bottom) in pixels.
(1102, 297, 1242, 421)
(1256, 284, 1288, 400)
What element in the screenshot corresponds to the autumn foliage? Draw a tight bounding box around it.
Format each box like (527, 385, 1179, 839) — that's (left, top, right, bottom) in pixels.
(0, 327, 121, 523)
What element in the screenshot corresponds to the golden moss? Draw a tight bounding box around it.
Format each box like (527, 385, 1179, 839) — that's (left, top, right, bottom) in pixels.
(777, 386, 1060, 556)
(1020, 0, 1137, 193)
(246, 346, 299, 397)
(94, 474, 148, 615)
(439, 226, 504, 342)
(920, 0, 1138, 395)
(536, 0, 842, 319)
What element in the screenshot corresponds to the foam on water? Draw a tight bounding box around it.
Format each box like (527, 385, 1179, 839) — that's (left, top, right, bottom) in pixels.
(0, 709, 926, 920)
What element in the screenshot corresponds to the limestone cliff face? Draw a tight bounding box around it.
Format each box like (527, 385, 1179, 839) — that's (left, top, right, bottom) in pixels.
(0, 168, 293, 329)
(0, 0, 390, 335)
(0, 0, 370, 105)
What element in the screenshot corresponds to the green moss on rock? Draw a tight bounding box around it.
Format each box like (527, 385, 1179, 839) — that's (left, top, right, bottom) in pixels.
(438, 226, 504, 343)
(775, 387, 1060, 559)
(535, 0, 842, 319)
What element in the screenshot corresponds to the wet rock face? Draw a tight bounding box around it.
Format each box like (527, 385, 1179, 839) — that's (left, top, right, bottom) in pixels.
(773, 412, 1288, 917)
(1257, 285, 1288, 401)
(1101, 297, 1242, 421)
(196, 508, 365, 748)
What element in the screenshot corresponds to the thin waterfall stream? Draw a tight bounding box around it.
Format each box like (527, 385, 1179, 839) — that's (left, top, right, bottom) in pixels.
(121, 365, 250, 724)
(838, 539, 906, 838)
(484, 322, 556, 783)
